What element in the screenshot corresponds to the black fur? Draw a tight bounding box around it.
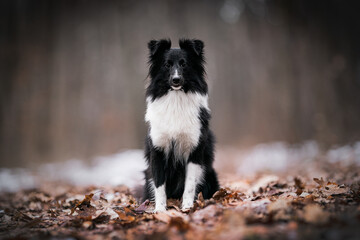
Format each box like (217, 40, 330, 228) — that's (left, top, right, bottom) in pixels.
(143, 38, 219, 204)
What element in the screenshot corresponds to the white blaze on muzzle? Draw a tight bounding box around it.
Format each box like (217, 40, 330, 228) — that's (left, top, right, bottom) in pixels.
(173, 69, 180, 79)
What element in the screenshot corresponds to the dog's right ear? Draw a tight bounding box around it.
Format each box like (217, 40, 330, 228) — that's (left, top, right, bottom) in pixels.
(148, 39, 171, 57)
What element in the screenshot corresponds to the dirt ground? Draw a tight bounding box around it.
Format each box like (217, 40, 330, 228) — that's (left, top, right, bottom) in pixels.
(1, 159, 360, 240)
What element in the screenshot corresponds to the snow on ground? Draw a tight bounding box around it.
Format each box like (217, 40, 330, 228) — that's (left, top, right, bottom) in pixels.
(235, 141, 319, 175)
(1, 141, 360, 192)
(0, 168, 37, 193)
(38, 149, 147, 187)
(232, 141, 360, 176)
(0, 150, 146, 192)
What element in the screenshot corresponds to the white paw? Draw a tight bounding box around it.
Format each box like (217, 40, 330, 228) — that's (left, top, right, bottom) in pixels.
(154, 205, 167, 213)
(181, 200, 194, 210)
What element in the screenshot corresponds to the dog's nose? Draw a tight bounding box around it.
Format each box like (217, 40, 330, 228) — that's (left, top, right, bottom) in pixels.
(172, 77, 181, 85)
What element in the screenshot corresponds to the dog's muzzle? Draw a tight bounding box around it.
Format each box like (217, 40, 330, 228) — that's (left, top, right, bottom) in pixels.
(171, 77, 182, 90)
(170, 70, 183, 90)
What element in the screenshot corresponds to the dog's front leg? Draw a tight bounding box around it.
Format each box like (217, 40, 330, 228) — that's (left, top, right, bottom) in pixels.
(182, 162, 203, 210)
(151, 149, 167, 212)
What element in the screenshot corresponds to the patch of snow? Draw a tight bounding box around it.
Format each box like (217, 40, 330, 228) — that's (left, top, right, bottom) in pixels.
(0, 168, 37, 192)
(236, 141, 360, 176)
(237, 141, 320, 176)
(0, 149, 146, 193)
(39, 149, 146, 188)
(327, 143, 360, 165)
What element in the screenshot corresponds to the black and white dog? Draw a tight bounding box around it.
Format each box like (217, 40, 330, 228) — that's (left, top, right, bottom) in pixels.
(143, 39, 219, 211)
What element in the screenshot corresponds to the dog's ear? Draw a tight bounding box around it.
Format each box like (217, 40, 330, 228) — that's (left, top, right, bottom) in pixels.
(148, 39, 171, 57)
(179, 39, 204, 57)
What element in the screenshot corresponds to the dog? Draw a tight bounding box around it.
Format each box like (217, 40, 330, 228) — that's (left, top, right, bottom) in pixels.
(143, 38, 219, 212)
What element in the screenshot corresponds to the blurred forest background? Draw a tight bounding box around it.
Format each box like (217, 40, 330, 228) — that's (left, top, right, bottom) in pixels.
(1, 0, 360, 168)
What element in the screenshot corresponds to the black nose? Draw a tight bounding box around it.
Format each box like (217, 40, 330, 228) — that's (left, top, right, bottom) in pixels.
(172, 77, 180, 85)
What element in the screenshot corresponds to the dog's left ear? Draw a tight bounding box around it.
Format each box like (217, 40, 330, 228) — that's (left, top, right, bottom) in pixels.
(179, 39, 204, 57)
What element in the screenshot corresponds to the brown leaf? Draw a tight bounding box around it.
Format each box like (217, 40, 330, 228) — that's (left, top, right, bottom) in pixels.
(303, 194, 315, 204)
(135, 199, 150, 213)
(167, 198, 182, 211)
(154, 210, 188, 224)
(193, 192, 205, 210)
(313, 177, 325, 188)
(154, 212, 171, 223)
(76, 205, 96, 220)
(314, 178, 349, 196)
(113, 207, 136, 223)
(212, 188, 228, 200)
(294, 177, 305, 195)
(70, 193, 94, 215)
(295, 188, 303, 196)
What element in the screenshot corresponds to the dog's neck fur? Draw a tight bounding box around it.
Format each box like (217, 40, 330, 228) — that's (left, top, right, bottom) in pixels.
(145, 91, 209, 162)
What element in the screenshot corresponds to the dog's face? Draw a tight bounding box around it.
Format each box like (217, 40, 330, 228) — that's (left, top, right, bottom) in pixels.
(163, 49, 187, 90)
(147, 39, 207, 98)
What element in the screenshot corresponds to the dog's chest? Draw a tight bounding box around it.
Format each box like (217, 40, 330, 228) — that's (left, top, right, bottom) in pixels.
(145, 92, 208, 159)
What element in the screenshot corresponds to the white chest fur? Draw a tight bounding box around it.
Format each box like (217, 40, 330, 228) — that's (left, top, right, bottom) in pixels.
(145, 91, 209, 161)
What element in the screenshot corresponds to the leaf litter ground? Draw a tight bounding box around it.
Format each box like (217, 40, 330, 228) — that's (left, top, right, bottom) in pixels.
(1, 161, 360, 240)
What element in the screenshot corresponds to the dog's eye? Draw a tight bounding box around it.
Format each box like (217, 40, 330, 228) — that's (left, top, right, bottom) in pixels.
(179, 59, 186, 68)
(164, 62, 172, 69)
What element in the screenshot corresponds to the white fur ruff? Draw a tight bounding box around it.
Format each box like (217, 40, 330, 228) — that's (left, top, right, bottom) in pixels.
(145, 91, 209, 161)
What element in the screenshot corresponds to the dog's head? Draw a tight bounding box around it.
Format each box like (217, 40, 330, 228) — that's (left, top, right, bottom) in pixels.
(147, 39, 207, 98)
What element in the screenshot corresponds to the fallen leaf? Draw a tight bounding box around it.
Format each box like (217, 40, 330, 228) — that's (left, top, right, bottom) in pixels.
(294, 177, 305, 195)
(167, 198, 182, 211)
(135, 199, 150, 213)
(212, 188, 228, 200)
(154, 210, 188, 224)
(193, 192, 205, 210)
(154, 212, 171, 223)
(313, 177, 325, 188)
(70, 193, 94, 215)
(113, 207, 136, 223)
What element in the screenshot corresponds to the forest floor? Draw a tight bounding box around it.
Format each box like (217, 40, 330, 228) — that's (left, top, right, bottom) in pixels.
(1, 160, 360, 240)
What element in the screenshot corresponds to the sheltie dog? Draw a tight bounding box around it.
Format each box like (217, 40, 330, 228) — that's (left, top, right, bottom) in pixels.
(143, 39, 219, 211)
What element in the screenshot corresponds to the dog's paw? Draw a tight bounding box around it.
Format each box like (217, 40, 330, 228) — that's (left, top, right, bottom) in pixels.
(153, 205, 167, 213)
(181, 200, 194, 211)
